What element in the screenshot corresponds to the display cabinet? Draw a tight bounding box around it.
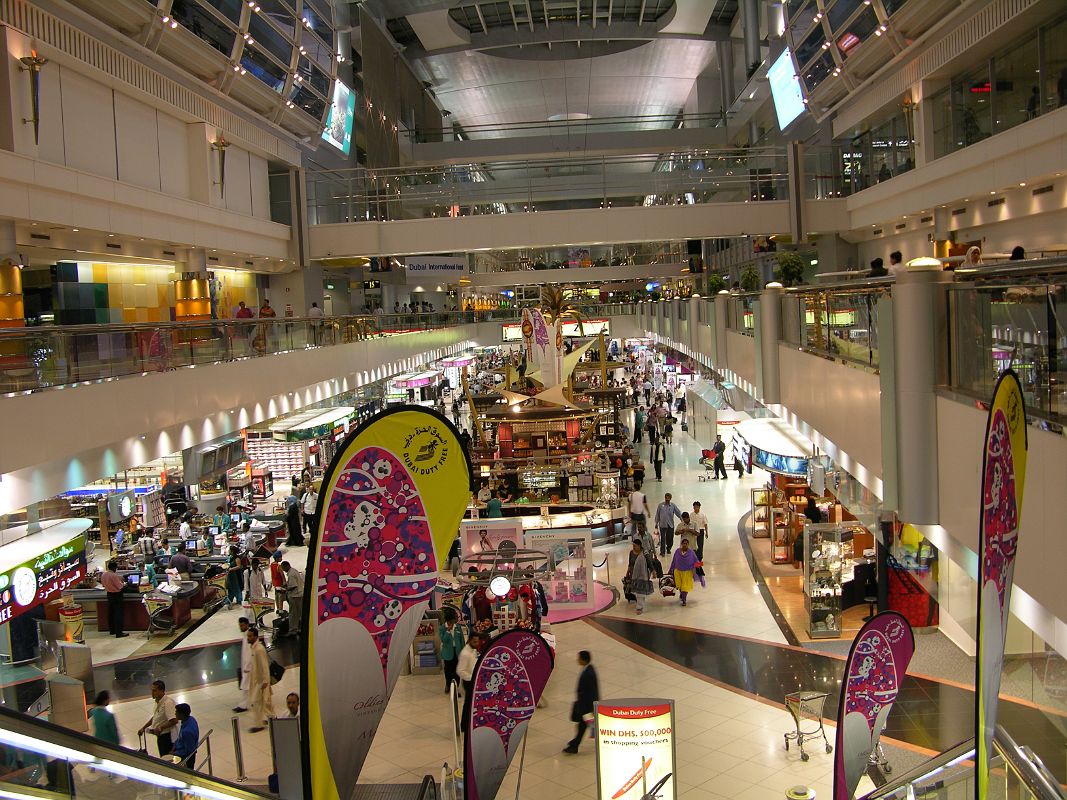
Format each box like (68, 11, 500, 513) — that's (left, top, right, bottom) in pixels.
(409, 613, 441, 675)
(803, 523, 855, 639)
(771, 504, 797, 564)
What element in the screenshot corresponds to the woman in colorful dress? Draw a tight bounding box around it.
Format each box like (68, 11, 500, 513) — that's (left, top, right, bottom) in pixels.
(668, 537, 698, 606)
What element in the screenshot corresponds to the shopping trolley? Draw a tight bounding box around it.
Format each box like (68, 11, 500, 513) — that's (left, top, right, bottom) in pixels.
(783, 690, 832, 761)
(697, 449, 716, 482)
(202, 566, 229, 613)
(248, 597, 276, 648)
(143, 594, 176, 638)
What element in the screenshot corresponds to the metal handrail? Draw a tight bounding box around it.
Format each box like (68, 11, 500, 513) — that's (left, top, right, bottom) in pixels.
(416, 773, 438, 800)
(189, 727, 214, 776)
(996, 726, 1066, 800)
(0, 705, 268, 799)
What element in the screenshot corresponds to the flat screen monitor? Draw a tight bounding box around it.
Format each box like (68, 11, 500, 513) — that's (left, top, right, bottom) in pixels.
(322, 80, 356, 155)
(127, 574, 141, 586)
(106, 490, 136, 524)
(768, 48, 807, 131)
(186, 539, 198, 550)
(208, 526, 220, 537)
(231, 514, 241, 523)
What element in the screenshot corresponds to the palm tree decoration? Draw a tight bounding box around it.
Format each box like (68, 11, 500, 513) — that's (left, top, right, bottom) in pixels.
(540, 286, 584, 336)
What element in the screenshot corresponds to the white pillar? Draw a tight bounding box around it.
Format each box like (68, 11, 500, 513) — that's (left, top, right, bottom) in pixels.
(758, 283, 783, 404)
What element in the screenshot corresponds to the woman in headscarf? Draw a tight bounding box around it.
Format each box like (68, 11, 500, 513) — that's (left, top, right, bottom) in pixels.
(285, 493, 303, 547)
(668, 537, 699, 606)
(626, 538, 655, 615)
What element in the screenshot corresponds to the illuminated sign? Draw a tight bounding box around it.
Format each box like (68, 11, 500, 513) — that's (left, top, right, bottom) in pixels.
(768, 48, 807, 131)
(322, 80, 356, 155)
(752, 447, 809, 476)
(0, 539, 86, 624)
(501, 318, 610, 342)
(595, 699, 676, 800)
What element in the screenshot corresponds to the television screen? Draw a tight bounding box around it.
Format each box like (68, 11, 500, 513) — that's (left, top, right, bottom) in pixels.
(322, 80, 356, 155)
(209, 526, 220, 537)
(127, 574, 141, 586)
(186, 539, 198, 550)
(231, 514, 241, 523)
(768, 48, 806, 131)
(106, 490, 136, 524)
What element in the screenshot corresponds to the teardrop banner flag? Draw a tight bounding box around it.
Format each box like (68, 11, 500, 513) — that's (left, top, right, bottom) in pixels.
(465, 629, 554, 800)
(833, 611, 915, 800)
(975, 369, 1027, 800)
(301, 406, 473, 800)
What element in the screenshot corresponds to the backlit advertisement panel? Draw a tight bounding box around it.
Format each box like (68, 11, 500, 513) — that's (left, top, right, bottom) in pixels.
(502, 318, 610, 342)
(322, 80, 355, 155)
(595, 699, 676, 800)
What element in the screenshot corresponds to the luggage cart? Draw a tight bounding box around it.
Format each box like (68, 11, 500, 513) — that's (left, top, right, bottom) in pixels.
(248, 597, 276, 648)
(783, 691, 832, 761)
(143, 594, 176, 638)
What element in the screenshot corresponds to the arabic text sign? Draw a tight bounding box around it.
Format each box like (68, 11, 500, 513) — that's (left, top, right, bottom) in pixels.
(595, 699, 676, 800)
(0, 538, 86, 624)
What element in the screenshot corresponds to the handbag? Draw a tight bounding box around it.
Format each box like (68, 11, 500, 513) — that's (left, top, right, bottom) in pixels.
(681, 421, 689, 432)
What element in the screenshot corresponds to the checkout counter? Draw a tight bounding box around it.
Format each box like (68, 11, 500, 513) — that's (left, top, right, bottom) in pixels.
(69, 580, 199, 632)
(464, 503, 626, 544)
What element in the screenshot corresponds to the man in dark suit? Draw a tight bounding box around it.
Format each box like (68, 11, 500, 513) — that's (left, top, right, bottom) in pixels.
(564, 650, 599, 753)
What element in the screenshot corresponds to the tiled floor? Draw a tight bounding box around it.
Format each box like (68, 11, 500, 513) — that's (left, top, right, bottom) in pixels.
(68, 413, 1067, 797)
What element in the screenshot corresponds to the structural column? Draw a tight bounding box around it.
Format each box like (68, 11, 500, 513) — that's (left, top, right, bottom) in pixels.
(891, 262, 952, 524)
(758, 282, 783, 405)
(713, 291, 730, 369)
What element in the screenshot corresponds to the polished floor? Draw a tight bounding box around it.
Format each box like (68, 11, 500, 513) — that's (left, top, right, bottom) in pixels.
(31, 409, 1067, 797)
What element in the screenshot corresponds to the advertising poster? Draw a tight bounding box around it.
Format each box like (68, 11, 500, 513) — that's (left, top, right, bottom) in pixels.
(322, 80, 355, 155)
(503, 318, 610, 343)
(832, 612, 914, 800)
(464, 630, 554, 800)
(595, 699, 676, 800)
(301, 407, 473, 800)
(460, 518, 526, 559)
(975, 370, 1027, 800)
(525, 529, 593, 608)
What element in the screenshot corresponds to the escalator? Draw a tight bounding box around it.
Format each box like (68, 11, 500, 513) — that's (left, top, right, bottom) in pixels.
(864, 725, 1064, 800)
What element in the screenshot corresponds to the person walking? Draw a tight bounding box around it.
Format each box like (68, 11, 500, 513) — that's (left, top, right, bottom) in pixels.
(457, 631, 485, 733)
(563, 651, 599, 753)
(439, 610, 465, 694)
(138, 680, 178, 756)
(285, 494, 303, 546)
(270, 550, 285, 613)
(690, 502, 709, 568)
(712, 434, 728, 479)
(282, 561, 304, 636)
(626, 539, 655, 615)
(170, 703, 200, 766)
(308, 301, 324, 345)
(247, 627, 273, 732)
(654, 493, 682, 556)
(226, 546, 244, 608)
(668, 538, 699, 607)
(628, 482, 650, 535)
(100, 560, 129, 638)
(300, 483, 318, 539)
(633, 406, 645, 444)
(89, 691, 120, 746)
(234, 617, 253, 713)
(651, 438, 665, 481)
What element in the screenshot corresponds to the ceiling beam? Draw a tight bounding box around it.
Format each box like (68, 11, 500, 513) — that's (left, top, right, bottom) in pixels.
(404, 20, 732, 57)
(475, 2, 489, 33)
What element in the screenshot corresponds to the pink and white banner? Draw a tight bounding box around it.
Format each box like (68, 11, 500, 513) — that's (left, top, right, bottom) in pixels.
(464, 629, 554, 800)
(833, 611, 915, 800)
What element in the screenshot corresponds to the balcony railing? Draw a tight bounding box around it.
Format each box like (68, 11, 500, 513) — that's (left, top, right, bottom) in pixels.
(306, 148, 790, 224)
(0, 305, 636, 395)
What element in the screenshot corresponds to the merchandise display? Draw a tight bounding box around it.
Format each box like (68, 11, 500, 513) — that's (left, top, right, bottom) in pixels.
(804, 524, 855, 638)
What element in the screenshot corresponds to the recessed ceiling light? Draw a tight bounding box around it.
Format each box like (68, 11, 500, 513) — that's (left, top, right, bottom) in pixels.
(72, 228, 79, 232)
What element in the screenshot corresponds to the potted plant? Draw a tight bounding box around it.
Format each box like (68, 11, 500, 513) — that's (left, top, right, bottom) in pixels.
(774, 251, 806, 287)
(707, 274, 728, 294)
(739, 265, 761, 292)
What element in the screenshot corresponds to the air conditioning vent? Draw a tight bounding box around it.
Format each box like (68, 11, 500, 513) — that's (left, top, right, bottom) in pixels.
(952, 208, 966, 216)
(895, 223, 906, 230)
(106, 243, 121, 250)
(30, 233, 50, 240)
(920, 216, 933, 223)
(1032, 184, 1053, 196)
(163, 249, 176, 256)
(987, 197, 1004, 207)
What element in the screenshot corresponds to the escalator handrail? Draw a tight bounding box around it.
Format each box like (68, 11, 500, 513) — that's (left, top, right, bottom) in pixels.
(0, 705, 270, 800)
(995, 725, 1067, 800)
(416, 773, 438, 800)
(861, 737, 975, 799)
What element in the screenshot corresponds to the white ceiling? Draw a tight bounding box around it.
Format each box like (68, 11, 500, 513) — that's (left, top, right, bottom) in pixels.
(416, 38, 720, 132)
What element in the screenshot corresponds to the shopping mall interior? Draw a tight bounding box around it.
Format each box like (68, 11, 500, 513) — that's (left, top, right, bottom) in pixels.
(0, 0, 1065, 799)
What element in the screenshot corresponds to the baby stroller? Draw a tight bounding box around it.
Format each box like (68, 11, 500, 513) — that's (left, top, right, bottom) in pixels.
(698, 449, 716, 482)
(659, 575, 676, 597)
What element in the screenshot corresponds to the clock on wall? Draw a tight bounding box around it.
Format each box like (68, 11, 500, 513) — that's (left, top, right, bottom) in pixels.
(11, 567, 37, 607)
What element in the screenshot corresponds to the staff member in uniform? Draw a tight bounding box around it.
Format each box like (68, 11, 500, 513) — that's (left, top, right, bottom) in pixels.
(100, 561, 129, 638)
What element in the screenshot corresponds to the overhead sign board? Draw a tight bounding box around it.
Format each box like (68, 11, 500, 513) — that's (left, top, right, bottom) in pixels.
(502, 318, 610, 342)
(404, 257, 468, 282)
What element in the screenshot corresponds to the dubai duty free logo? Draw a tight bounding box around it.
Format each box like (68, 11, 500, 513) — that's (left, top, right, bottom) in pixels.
(401, 424, 449, 477)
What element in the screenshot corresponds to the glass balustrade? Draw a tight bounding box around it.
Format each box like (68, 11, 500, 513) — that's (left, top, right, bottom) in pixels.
(0, 306, 635, 395)
(306, 149, 791, 224)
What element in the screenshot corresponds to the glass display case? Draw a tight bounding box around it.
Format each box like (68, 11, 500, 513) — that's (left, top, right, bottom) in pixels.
(526, 528, 593, 609)
(804, 523, 855, 639)
(595, 470, 620, 509)
(750, 486, 786, 539)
